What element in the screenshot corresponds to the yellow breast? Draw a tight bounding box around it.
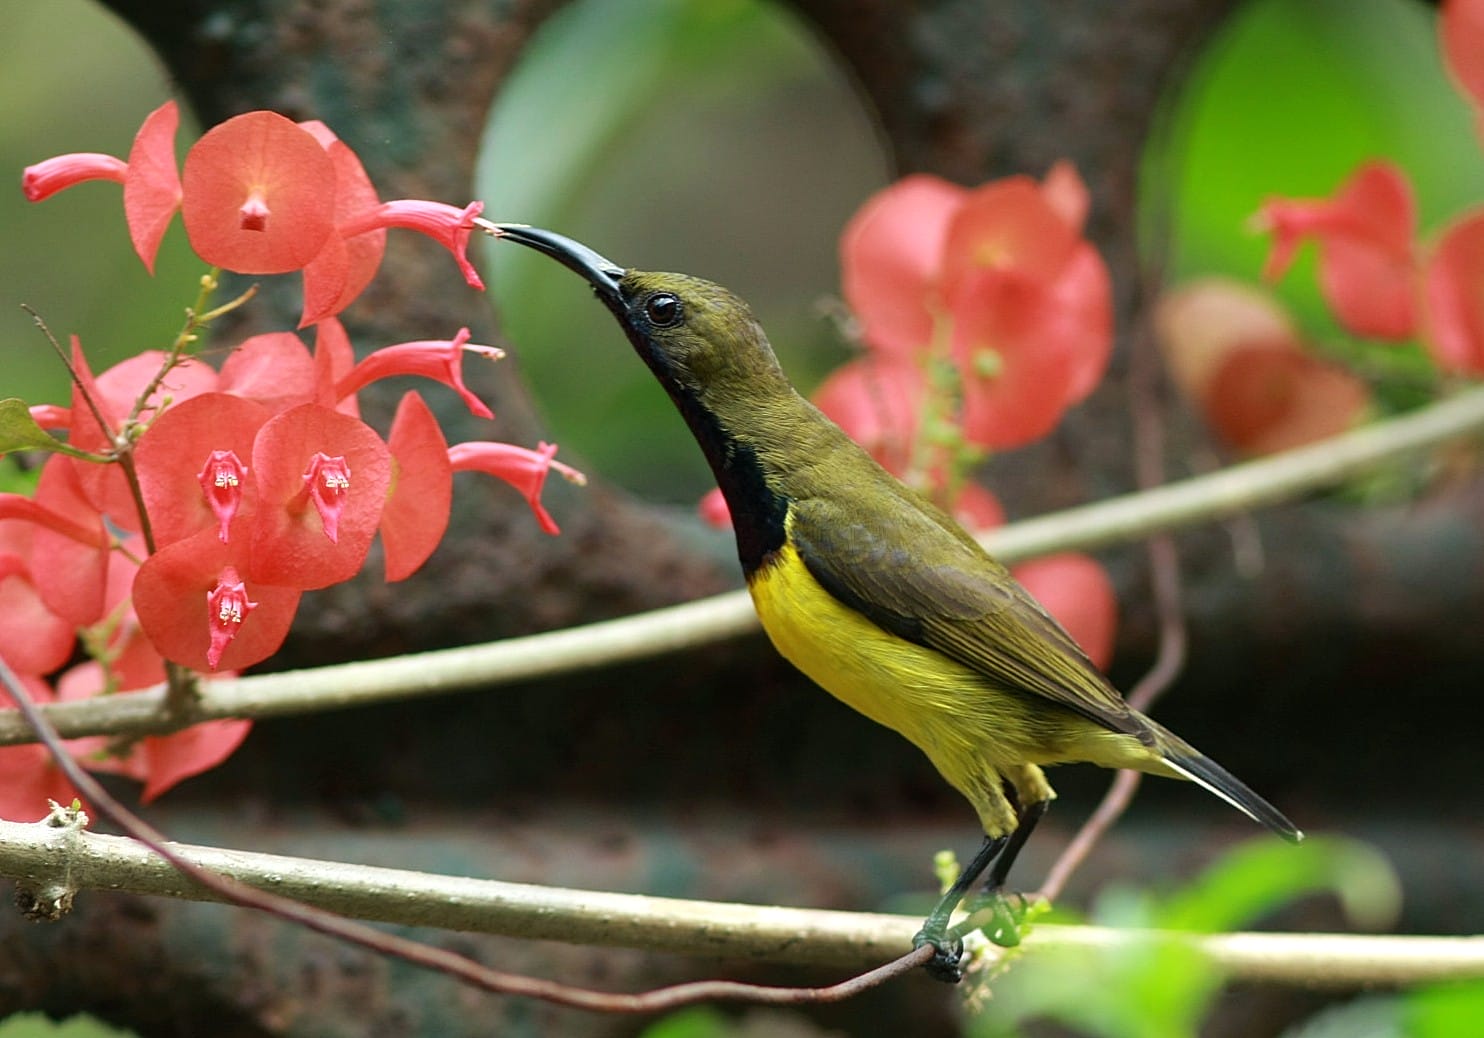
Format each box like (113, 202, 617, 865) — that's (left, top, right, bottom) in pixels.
(747, 539, 1009, 774)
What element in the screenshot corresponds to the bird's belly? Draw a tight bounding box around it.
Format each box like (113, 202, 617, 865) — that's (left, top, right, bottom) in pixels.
(747, 542, 1017, 770)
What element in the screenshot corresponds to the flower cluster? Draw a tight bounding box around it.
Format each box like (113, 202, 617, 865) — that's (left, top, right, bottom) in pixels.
(2, 103, 584, 818)
(703, 162, 1118, 668)
(1160, 0, 1484, 456)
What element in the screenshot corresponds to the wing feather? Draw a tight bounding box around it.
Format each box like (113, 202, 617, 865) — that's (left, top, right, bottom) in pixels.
(786, 491, 1140, 737)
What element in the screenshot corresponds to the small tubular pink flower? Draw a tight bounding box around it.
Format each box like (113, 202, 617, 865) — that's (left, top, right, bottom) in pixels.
(298, 452, 352, 544)
(206, 566, 257, 669)
(337, 199, 486, 290)
(197, 450, 250, 542)
(334, 327, 504, 419)
(22, 153, 126, 201)
(448, 440, 584, 535)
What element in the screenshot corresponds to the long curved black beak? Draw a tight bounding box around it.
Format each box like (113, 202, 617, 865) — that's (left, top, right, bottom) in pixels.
(491, 224, 625, 304)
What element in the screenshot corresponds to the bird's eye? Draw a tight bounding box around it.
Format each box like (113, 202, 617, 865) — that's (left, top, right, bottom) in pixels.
(644, 292, 682, 328)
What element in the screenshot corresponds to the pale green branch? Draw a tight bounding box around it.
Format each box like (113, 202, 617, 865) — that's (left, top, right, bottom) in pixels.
(3, 384, 1482, 749)
(1, 816, 1480, 988)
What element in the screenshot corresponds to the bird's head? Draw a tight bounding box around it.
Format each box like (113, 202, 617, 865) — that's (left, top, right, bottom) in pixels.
(492, 224, 786, 400)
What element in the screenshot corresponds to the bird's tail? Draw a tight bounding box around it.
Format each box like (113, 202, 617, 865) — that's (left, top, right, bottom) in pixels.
(1161, 747, 1304, 843)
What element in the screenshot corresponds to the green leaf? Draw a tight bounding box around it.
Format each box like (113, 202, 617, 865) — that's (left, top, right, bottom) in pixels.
(1156, 836, 1402, 934)
(1407, 980, 1484, 1038)
(0, 397, 95, 459)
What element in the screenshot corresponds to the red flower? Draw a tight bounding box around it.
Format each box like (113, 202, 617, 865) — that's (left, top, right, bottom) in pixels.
(181, 111, 337, 274)
(22, 100, 183, 273)
(448, 441, 584, 536)
(334, 327, 504, 419)
(1157, 279, 1371, 456)
(248, 404, 392, 588)
(838, 166, 1112, 451)
(134, 392, 271, 547)
(1255, 161, 1418, 341)
(1422, 208, 1484, 375)
(134, 527, 301, 671)
(380, 392, 452, 582)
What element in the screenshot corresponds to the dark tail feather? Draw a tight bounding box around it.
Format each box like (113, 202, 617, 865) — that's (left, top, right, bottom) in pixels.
(1163, 751, 1304, 844)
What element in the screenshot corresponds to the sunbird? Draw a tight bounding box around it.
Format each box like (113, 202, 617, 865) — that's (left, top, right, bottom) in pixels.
(493, 224, 1303, 981)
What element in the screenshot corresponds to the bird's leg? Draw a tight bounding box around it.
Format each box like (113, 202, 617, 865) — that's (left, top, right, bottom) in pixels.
(954, 798, 1051, 948)
(911, 832, 1007, 983)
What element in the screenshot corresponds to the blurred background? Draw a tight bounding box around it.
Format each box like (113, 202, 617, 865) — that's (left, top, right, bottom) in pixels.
(3, 1, 1483, 1036)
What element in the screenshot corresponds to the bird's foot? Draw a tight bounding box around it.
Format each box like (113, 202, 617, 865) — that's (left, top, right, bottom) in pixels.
(911, 926, 965, 984)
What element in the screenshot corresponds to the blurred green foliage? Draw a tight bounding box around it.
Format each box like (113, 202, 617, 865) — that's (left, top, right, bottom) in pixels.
(478, 0, 888, 504)
(0, 2, 200, 408)
(0, 1015, 137, 1038)
(1152, 0, 1484, 361)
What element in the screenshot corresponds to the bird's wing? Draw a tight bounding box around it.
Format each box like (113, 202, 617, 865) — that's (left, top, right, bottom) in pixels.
(787, 492, 1141, 736)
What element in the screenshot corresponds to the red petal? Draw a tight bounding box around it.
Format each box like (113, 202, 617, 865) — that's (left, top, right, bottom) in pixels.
(949, 273, 1079, 449)
(139, 719, 253, 802)
(1013, 554, 1117, 670)
(299, 138, 386, 325)
(123, 100, 183, 273)
(0, 568, 74, 675)
(1043, 243, 1114, 403)
(249, 404, 392, 588)
(697, 487, 731, 528)
(0, 743, 88, 822)
(840, 175, 966, 356)
(1422, 208, 1484, 375)
(812, 355, 925, 475)
(181, 111, 336, 274)
(135, 393, 271, 547)
(30, 457, 109, 626)
(1155, 278, 1302, 399)
(948, 482, 1006, 532)
(1040, 160, 1090, 232)
(218, 331, 317, 412)
(313, 318, 361, 418)
(1202, 343, 1371, 455)
(1442, 0, 1484, 118)
(942, 177, 1079, 299)
(381, 392, 452, 582)
(133, 528, 301, 671)
(1257, 162, 1417, 340)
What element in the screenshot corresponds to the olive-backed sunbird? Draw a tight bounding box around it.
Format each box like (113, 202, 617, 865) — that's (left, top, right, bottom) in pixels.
(493, 224, 1302, 981)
